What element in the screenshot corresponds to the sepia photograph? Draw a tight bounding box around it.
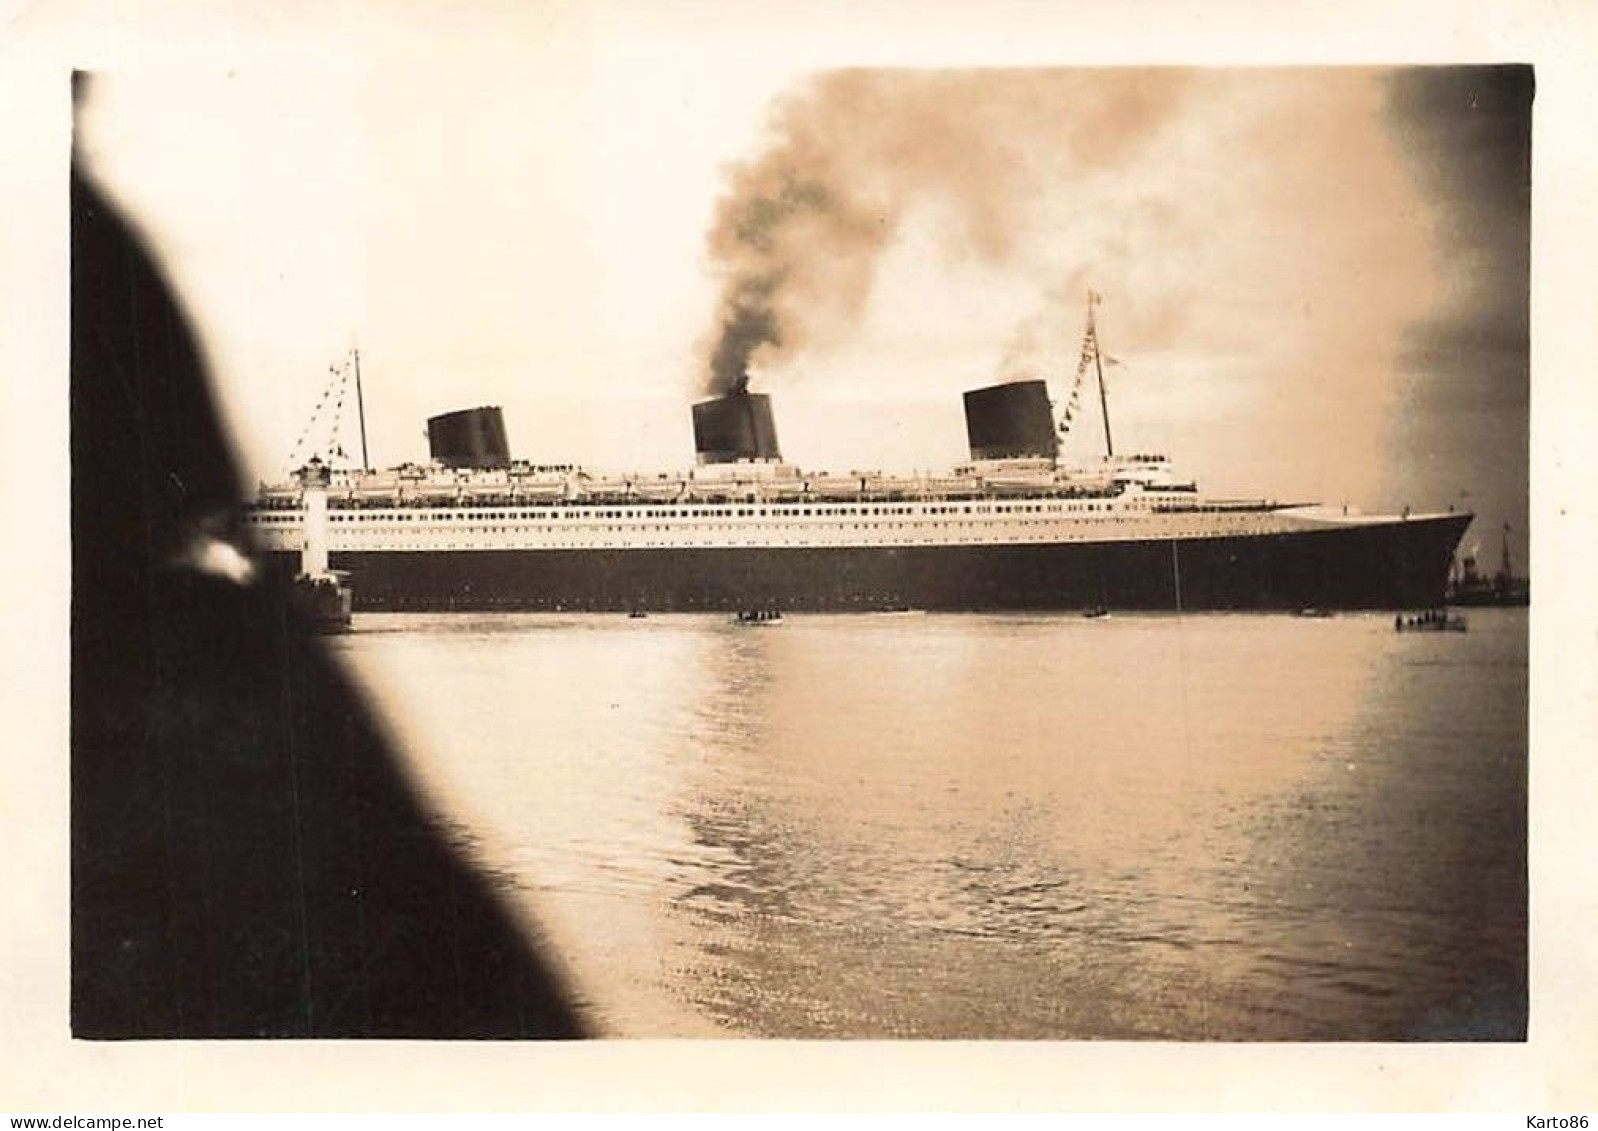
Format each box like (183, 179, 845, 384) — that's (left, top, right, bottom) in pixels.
(68, 56, 1529, 1042)
(6, 0, 1595, 1114)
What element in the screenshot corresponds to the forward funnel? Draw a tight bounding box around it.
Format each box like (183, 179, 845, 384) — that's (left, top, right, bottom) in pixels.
(427, 406, 511, 470)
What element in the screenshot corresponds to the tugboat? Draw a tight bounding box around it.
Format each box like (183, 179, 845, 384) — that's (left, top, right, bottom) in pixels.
(291, 569, 354, 634)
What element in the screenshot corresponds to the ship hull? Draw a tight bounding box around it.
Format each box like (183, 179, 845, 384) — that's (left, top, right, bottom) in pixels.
(264, 514, 1470, 613)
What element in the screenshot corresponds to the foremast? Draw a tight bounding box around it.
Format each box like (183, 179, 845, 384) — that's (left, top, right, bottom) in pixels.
(285, 346, 371, 475)
(1057, 291, 1117, 461)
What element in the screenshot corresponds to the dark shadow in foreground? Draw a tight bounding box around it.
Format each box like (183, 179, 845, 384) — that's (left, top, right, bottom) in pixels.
(70, 109, 584, 1038)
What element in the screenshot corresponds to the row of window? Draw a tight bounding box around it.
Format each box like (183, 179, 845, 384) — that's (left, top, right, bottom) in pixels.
(290, 522, 1285, 553)
(296, 500, 1160, 523)
(252, 499, 1263, 528)
(333, 519, 1126, 535)
(319, 515, 1280, 541)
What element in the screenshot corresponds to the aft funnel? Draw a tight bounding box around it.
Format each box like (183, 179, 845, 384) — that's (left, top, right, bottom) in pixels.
(962, 380, 1059, 460)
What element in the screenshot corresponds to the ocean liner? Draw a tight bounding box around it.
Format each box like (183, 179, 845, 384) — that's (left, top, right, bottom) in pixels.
(245, 306, 1471, 613)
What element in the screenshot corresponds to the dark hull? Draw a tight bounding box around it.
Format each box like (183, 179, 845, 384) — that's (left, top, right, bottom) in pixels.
(267, 514, 1470, 613)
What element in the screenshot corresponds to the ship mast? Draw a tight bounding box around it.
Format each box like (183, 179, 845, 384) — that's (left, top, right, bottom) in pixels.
(1055, 291, 1118, 458)
(352, 345, 371, 472)
(283, 347, 371, 474)
(1087, 291, 1114, 459)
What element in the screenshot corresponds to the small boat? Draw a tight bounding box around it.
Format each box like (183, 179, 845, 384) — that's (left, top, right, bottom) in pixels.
(1297, 607, 1334, 618)
(628, 609, 648, 619)
(629, 478, 687, 501)
(1394, 610, 1467, 632)
(1083, 606, 1111, 619)
(811, 476, 867, 498)
(733, 609, 783, 625)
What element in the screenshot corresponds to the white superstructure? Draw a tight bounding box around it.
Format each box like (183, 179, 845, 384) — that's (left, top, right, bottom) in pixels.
(246, 453, 1431, 557)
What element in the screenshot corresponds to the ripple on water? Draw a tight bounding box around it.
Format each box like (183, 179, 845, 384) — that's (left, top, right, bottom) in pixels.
(339, 608, 1527, 1039)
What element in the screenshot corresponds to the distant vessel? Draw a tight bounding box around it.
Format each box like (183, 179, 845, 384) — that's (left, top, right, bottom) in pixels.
(244, 301, 1470, 613)
(1448, 525, 1529, 607)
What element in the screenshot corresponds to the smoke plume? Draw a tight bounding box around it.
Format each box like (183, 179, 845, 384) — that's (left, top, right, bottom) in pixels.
(701, 69, 1191, 395)
(699, 66, 1499, 536)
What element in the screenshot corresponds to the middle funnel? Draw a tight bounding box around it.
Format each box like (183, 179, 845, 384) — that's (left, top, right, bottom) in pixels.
(691, 392, 782, 465)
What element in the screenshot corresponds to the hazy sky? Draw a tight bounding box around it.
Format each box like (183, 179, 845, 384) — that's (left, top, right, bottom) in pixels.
(73, 25, 1530, 559)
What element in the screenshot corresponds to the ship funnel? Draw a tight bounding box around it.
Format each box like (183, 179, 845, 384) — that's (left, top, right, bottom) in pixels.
(691, 392, 782, 465)
(962, 380, 1059, 460)
(427, 406, 511, 470)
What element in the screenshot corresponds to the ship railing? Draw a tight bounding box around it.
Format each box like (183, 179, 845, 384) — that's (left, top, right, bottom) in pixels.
(297, 483, 1150, 510)
(252, 490, 302, 508)
(1149, 499, 1278, 515)
(329, 493, 403, 509)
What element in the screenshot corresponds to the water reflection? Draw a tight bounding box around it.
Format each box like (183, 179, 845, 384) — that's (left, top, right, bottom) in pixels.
(332, 609, 1525, 1038)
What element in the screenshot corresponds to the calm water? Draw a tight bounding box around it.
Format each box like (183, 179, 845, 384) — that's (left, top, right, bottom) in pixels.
(330, 608, 1526, 1040)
